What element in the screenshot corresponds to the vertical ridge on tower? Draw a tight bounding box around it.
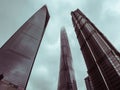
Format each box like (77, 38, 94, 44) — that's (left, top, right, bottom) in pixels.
(71, 9, 120, 90)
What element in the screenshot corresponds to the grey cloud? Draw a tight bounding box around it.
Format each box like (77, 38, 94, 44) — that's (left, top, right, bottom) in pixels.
(30, 73, 52, 90)
(0, 0, 120, 90)
(83, 0, 105, 20)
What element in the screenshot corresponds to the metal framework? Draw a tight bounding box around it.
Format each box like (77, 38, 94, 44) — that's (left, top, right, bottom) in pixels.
(71, 9, 120, 90)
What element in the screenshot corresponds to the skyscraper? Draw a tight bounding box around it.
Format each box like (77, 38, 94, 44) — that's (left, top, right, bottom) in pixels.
(0, 5, 50, 90)
(57, 28, 77, 90)
(84, 76, 94, 90)
(71, 9, 120, 90)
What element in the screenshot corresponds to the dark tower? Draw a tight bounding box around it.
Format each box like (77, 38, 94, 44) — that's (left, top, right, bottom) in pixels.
(58, 28, 77, 90)
(84, 76, 94, 90)
(0, 5, 50, 90)
(71, 9, 120, 90)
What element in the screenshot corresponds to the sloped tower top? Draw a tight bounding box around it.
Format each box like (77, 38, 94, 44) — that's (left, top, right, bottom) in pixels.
(0, 5, 50, 89)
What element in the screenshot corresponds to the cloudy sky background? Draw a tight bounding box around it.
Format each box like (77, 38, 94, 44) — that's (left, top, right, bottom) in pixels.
(0, 0, 120, 90)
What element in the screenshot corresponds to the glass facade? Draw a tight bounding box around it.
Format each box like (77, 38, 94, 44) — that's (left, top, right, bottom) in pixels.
(71, 9, 120, 90)
(58, 28, 77, 90)
(0, 5, 50, 89)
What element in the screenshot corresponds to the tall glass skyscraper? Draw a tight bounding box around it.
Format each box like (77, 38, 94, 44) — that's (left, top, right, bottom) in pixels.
(71, 9, 120, 90)
(0, 5, 50, 90)
(58, 28, 77, 90)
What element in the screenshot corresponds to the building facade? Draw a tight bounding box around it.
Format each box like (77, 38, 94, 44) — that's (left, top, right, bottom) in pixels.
(71, 9, 120, 90)
(58, 28, 77, 90)
(85, 76, 94, 90)
(0, 5, 50, 90)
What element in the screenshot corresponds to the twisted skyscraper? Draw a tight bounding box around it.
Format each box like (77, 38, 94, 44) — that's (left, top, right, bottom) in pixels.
(71, 9, 120, 90)
(58, 28, 77, 90)
(0, 5, 50, 90)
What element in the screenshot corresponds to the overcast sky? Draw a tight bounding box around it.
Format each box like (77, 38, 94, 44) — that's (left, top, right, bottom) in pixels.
(0, 0, 120, 90)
